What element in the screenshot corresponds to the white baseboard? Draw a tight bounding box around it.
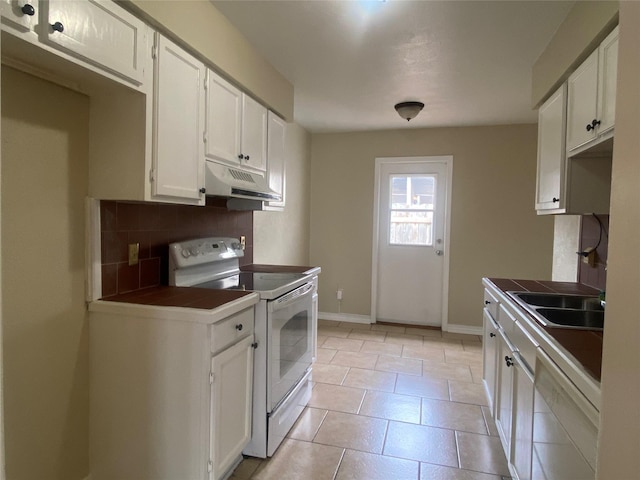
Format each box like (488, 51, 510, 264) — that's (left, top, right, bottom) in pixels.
(444, 324, 483, 336)
(318, 312, 372, 324)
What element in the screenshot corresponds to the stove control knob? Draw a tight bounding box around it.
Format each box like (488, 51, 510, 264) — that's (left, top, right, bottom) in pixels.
(189, 246, 200, 256)
(181, 249, 190, 258)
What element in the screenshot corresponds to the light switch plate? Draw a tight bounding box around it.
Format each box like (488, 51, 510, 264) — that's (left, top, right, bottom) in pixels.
(240, 235, 246, 250)
(128, 243, 140, 266)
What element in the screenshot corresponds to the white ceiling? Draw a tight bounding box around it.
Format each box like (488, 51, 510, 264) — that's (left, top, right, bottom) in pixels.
(212, 0, 574, 133)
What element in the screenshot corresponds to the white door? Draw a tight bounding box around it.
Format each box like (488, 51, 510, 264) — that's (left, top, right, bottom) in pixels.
(373, 157, 451, 327)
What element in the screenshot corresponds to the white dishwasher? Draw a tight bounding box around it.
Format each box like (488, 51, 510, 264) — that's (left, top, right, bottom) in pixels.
(532, 348, 599, 480)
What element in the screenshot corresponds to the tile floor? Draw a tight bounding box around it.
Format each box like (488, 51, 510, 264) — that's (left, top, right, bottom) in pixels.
(231, 320, 509, 480)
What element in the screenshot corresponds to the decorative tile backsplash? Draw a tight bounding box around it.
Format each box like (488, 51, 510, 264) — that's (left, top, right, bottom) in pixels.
(100, 198, 253, 298)
(578, 214, 609, 291)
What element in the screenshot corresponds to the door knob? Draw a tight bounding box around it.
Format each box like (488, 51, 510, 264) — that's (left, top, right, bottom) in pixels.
(435, 250, 443, 256)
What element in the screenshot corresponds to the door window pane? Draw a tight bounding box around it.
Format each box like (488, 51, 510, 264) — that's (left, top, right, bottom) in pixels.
(389, 175, 436, 246)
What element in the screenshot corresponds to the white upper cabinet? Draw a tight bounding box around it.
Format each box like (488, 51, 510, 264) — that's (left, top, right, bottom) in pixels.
(152, 33, 206, 204)
(42, 0, 148, 86)
(264, 111, 286, 210)
(0, 0, 37, 32)
(566, 26, 619, 153)
(241, 94, 268, 172)
(205, 69, 268, 173)
(536, 85, 566, 213)
(205, 71, 243, 166)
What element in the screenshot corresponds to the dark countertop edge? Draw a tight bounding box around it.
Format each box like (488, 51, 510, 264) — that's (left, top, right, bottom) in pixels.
(485, 278, 603, 383)
(99, 286, 256, 310)
(241, 264, 321, 275)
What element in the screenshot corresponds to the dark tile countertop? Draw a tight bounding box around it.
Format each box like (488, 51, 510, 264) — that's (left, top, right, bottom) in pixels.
(101, 286, 255, 310)
(487, 278, 603, 382)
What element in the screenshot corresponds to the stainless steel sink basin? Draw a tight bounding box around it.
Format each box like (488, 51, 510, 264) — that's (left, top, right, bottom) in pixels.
(536, 308, 604, 329)
(507, 291, 604, 330)
(512, 292, 603, 311)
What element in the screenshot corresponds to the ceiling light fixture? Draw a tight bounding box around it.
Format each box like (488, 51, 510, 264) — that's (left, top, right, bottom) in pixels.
(394, 101, 425, 121)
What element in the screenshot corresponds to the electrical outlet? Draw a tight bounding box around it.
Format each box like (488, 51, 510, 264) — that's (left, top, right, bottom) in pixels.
(337, 289, 343, 301)
(128, 243, 139, 266)
(240, 235, 246, 250)
(582, 246, 596, 266)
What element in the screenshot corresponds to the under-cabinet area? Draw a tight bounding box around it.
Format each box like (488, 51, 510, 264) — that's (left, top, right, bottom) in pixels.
(482, 278, 601, 480)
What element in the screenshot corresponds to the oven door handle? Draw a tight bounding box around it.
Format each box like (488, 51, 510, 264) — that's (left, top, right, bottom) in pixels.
(271, 282, 315, 312)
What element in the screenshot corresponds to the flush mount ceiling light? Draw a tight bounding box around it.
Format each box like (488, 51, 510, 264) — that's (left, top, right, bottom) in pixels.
(394, 101, 425, 121)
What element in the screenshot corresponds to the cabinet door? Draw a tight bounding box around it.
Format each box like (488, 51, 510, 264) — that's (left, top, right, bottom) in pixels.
(43, 0, 147, 85)
(535, 84, 566, 212)
(495, 330, 514, 456)
(566, 49, 598, 151)
(597, 26, 619, 135)
(512, 353, 534, 480)
(264, 111, 286, 209)
(153, 34, 205, 204)
(241, 95, 268, 172)
(205, 70, 242, 166)
(210, 335, 254, 480)
(482, 308, 499, 414)
(1, 0, 37, 32)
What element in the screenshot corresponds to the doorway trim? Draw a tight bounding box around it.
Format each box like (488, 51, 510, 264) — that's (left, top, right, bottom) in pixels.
(371, 156, 453, 330)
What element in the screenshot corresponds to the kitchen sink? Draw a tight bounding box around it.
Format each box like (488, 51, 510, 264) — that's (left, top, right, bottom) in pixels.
(512, 292, 603, 311)
(507, 291, 604, 331)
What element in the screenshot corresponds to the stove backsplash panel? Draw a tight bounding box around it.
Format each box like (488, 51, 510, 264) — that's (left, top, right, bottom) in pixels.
(100, 198, 253, 298)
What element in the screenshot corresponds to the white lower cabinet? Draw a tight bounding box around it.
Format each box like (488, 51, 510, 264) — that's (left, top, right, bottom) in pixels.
(482, 308, 499, 412)
(89, 303, 256, 480)
(210, 335, 254, 480)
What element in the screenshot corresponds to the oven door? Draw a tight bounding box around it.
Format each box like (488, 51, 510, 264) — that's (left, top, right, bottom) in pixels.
(268, 282, 315, 412)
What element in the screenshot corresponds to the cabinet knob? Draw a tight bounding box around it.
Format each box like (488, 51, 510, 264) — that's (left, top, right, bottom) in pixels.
(552, 197, 560, 203)
(251, 342, 259, 349)
(484, 300, 491, 305)
(504, 355, 514, 367)
(199, 187, 206, 194)
(245, 155, 250, 160)
(21, 4, 35, 16)
(235, 324, 243, 331)
(490, 332, 496, 338)
(51, 21, 64, 33)
(586, 119, 601, 132)
(238, 154, 244, 160)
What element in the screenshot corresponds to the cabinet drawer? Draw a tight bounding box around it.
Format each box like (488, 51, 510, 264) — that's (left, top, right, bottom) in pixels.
(511, 320, 538, 372)
(211, 307, 254, 354)
(483, 288, 499, 320)
(498, 303, 516, 335)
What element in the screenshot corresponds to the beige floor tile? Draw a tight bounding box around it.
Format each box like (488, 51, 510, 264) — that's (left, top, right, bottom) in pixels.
(313, 411, 388, 453)
(342, 367, 397, 392)
(422, 361, 473, 382)
(402, 345, 446, 363)
(421, 398, 487, 434)
(287, 407, 328, 441)
(383, 421, 458, 467)
(444, 349, 483, 367)
(316, 348, 338, 364)
(419, 463, 501, 480)
(335, 449, 420, 480)
(312, 363, 350, 385)
(470, 364, 484, 384)
(395, 374, 450, 400)
(347, 329, 387, 342)
(318, 319, 341, 327)
(405, 327, 443, 338)
(449, 380, 489, 406)
(462, 340, 483, 353)
(423, 336, 465, 351)
(308, 383, 366, 413)
(360, 341, 403, 357)
(317, 335, 328, 348)
(317, 326, 350, 338)
(456, 431, 510, 476)
(331, 351, 379, 369)
(385, 333, 424, 347)
(359, 390, 421, 424)
(341, 322, 372, 330)
(481, 406, 500, 437)
(442, 332, 480, 341)
(322, 336, 364, 352)
(376, 355, 423, 376)
(371, 323, 406, 333)
(230, 457, 263, 479)
(251, 438, 344, 480)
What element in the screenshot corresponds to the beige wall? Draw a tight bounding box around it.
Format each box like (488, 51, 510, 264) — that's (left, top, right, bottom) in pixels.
(596, 2, 640, 477)
(124, 0, 294, 121)
(532, 1, 618, 107)
(310, 125, 554, 328)
(1, 67, 89, 479)
(254, 123, 312, 265)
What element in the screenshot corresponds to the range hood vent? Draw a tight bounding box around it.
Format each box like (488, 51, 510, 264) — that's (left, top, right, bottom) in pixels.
(205, 160, 282, 202)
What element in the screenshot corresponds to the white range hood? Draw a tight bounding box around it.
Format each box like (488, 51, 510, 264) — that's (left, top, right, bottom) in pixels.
(205, 160, 281, 202)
